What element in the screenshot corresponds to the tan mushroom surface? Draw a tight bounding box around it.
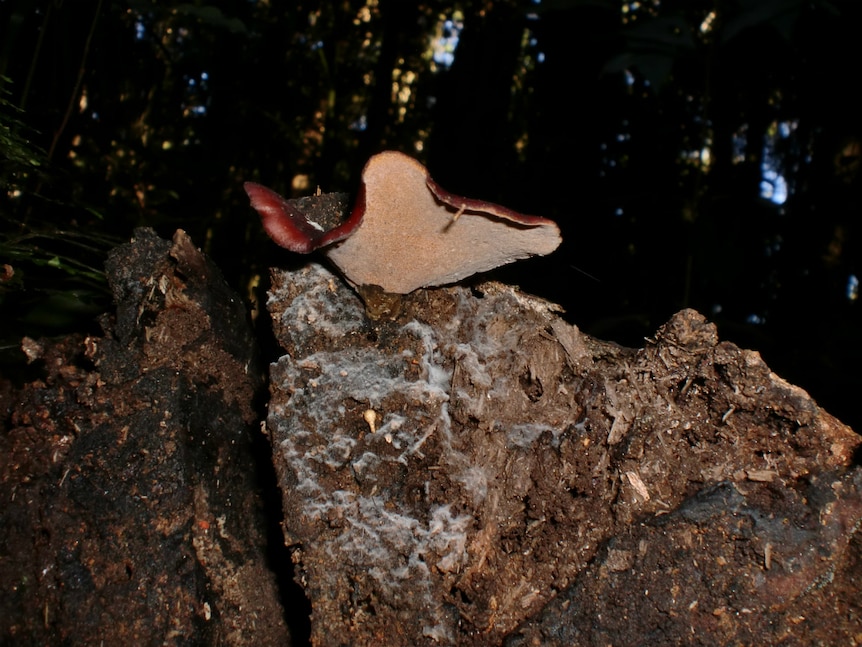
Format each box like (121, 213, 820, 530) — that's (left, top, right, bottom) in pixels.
(325, 151, 561, 294)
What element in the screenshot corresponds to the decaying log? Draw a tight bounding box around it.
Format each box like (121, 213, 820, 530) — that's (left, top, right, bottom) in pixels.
(2, 227, 860, 646)
(0, 229, 290, 645)
(267, 262, 862, 646)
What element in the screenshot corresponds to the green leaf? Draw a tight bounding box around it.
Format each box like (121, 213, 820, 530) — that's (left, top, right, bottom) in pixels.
(173, 4, 248, 34)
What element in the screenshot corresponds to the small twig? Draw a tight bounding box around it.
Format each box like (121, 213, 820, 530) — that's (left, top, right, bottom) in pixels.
(46, 0, 104, 162)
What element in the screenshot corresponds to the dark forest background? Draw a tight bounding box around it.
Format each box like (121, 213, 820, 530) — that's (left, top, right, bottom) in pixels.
(1, 0, 860, 430)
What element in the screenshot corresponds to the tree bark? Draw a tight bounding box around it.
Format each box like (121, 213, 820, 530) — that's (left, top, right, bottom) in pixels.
(0, 229, 290, 645)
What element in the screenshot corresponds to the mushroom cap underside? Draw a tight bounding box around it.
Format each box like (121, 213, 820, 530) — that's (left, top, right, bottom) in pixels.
(324, 151, 562, 294)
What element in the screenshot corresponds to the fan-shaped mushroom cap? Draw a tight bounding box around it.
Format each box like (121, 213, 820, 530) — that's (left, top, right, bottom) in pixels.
(245, 151, 562, 294)
(326, 151, 561, 293)
(244, 184, 359, 254)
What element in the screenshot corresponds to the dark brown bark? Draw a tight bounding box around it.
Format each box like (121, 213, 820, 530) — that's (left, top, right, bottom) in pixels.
(0, 229, 289, 645)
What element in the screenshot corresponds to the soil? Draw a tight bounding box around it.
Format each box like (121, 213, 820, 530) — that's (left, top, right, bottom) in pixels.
(0, 229, 290, 645)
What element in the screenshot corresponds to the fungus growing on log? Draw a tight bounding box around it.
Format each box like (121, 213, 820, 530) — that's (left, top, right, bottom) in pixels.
(245, 150, 562, 294)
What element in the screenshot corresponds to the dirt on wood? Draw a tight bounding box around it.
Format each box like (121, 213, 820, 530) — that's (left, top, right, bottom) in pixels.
(0, 229, 290, 645)
(2, 229, 861, 647)
(266, 262, 862, 647)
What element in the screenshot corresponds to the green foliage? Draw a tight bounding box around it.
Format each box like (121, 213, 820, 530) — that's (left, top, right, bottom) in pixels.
(0, 76, 42, 190)
(172, 4, 248, 34)
(0, 77, 113, 349)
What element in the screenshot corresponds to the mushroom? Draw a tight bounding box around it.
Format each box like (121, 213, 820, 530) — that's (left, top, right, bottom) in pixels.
(244, 151, 562, 295)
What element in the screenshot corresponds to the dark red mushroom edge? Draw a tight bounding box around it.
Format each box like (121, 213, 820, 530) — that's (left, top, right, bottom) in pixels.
(244, 151, 562, 295)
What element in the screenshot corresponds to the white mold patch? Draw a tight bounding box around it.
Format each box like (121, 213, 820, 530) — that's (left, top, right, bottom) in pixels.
(507, 422, 564, 449)
(267, 264, 581, 645)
